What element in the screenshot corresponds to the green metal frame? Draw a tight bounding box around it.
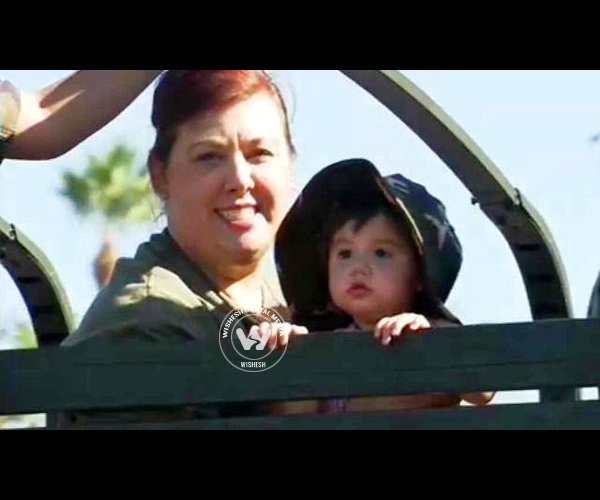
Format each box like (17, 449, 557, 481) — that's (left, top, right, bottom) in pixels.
(341, 70, 573, 321)
(1, 319, 598, 429)
(0, 70, 589, 428)
(0, 216, 74, 345)
(59, 402, 600, 430)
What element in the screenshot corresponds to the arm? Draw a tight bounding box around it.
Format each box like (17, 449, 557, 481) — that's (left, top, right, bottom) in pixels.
(5, 70, 162, 160)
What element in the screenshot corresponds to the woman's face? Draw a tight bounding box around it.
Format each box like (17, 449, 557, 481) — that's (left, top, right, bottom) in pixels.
(151, 91, 294, 278)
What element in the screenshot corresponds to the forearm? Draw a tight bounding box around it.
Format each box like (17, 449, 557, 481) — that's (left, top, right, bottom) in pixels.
(7, 70, 162, 160)
(267, 400, 320, 415)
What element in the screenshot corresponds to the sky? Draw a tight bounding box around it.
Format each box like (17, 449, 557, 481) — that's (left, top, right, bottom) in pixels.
(1, 70, 599, 403)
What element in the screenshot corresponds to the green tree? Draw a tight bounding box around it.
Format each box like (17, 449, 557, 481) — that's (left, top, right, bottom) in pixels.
(59, 143, 157, 288)
(13, 322, 37, 349)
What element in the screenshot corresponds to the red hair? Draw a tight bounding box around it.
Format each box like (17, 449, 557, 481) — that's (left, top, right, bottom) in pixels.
(151, 70, 294, 162)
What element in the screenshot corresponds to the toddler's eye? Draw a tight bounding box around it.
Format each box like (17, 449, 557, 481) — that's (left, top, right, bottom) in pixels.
(337, 249, 352, 259)
(375, 248, 391, 258)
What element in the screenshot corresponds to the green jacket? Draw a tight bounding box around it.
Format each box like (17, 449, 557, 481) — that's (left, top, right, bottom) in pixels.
(63, 230, 287, 347)
(60, 230, 287, 423)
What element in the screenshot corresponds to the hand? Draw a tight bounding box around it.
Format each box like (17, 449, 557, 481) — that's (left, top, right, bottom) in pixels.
(248, 322, 309, 350)
(374, 313, 431, 346)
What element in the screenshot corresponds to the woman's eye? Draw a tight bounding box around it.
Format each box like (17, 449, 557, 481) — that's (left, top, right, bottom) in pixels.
(249, 148, 274, 161)
(195, 152, 221, 162)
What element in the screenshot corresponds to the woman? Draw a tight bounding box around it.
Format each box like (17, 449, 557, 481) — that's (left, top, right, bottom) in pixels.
(62, 70, 306, 347)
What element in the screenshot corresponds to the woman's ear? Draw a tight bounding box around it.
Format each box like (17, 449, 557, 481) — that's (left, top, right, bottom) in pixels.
(148, 152, 169, 201)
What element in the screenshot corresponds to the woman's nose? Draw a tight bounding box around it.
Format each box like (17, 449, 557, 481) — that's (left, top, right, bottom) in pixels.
(226, 154, 256, 192)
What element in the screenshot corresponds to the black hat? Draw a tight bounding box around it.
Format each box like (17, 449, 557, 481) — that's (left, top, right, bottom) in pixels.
(275, 159, 463, 329)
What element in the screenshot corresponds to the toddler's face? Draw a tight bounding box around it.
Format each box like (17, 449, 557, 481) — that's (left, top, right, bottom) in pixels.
(328, 214, 421, 329)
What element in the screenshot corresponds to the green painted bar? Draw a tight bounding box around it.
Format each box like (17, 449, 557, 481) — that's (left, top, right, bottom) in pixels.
(0, 319, 598, 416)
(69, 401, 600, 431)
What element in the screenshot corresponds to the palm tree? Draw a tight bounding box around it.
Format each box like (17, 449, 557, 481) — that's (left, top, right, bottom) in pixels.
(59, 143, 158, 288)
(13, 322, 38, 349)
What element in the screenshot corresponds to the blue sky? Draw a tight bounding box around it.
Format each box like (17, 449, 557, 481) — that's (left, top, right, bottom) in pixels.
(1, 70, 600, 343)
